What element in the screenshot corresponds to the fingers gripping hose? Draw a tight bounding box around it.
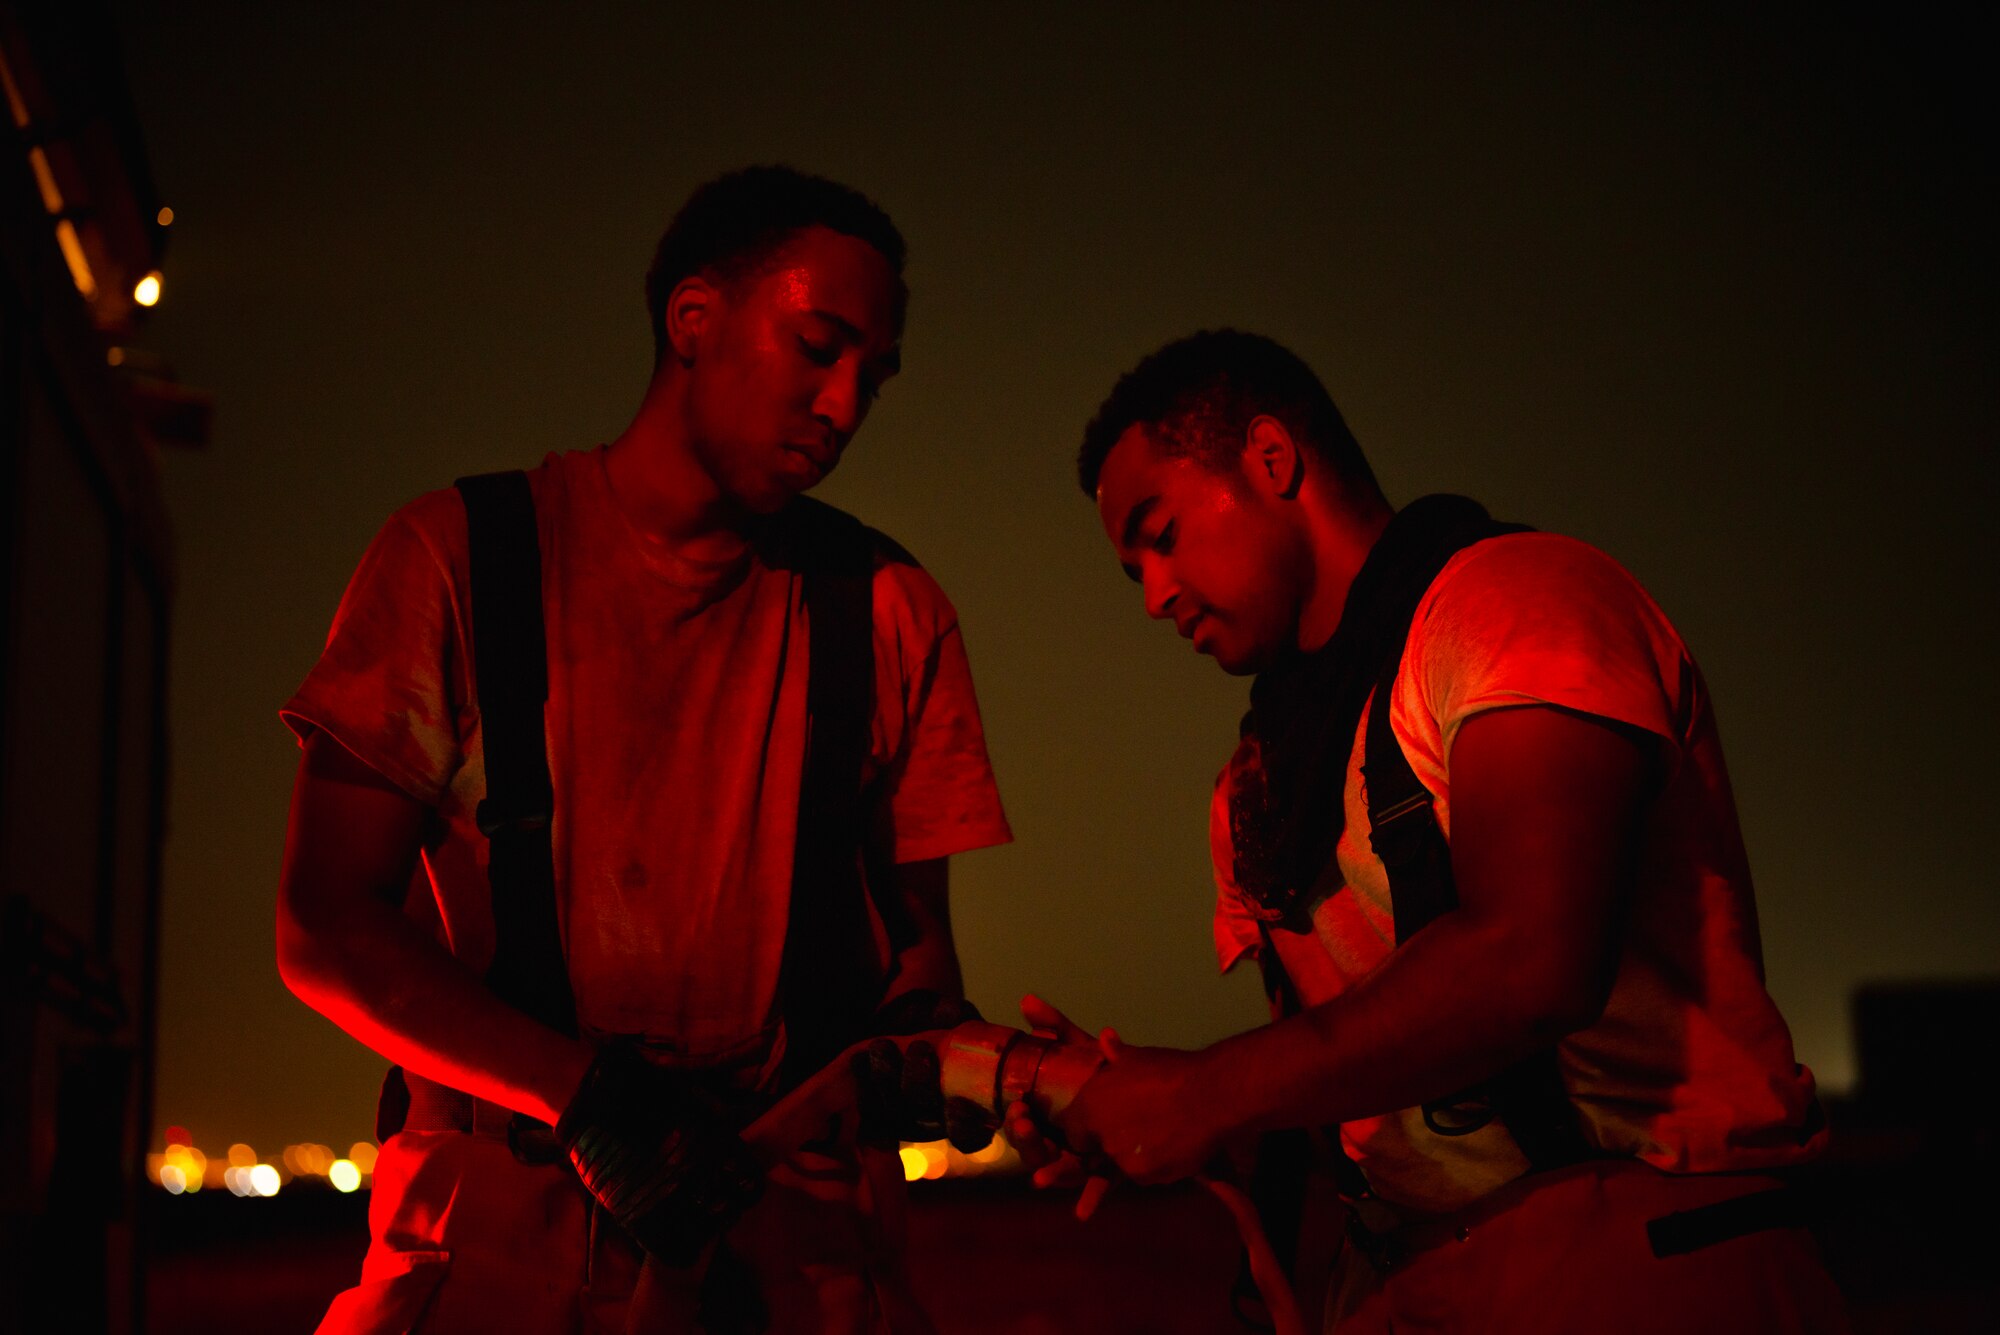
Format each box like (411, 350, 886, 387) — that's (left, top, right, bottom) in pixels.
(555, 1043, 765, 1265)
(935, 1021, 1308, 1335)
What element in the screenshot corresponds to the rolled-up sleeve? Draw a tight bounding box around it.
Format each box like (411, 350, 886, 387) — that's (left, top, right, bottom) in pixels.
(280, 499, 467, 806)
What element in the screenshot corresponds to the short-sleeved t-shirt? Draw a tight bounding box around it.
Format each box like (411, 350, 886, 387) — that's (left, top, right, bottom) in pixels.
(1210, 533, 1824, 1215)
(284, 447, 1012, 1066)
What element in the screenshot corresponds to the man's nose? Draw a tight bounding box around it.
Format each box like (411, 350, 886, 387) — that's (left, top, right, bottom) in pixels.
(812, 365, 866, 439)
(1142, 563, 1178, 621)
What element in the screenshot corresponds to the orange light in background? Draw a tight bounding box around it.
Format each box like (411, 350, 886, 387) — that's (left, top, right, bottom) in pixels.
(151, 1133, 378, 1194)
(157, 206, 175, 227)
(161, 1143, 207, 1193)
(898, 1146, 927, 1182)
(919, 1143, 949, 1181)
(286, 1142, 335, 1176)
(133, 271, 162, 307)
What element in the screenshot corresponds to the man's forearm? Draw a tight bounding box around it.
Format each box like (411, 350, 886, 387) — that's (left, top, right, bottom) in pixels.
(278, 897, 593, 1126)
(1198, 707, 1645, 1148)
(879, 855, 964, 1001)
(1202, 908, 1600, 1142)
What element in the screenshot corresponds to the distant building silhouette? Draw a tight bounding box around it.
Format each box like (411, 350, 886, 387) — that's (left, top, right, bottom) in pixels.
(1, 2, 205, 1330)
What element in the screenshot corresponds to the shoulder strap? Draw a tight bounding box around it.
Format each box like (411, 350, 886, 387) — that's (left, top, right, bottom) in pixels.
(776, 500, 879, 1088)
(1363, 648, 1459, 946)
(455, 470, 576, 1039)
(1363, 599, 1588, 1171)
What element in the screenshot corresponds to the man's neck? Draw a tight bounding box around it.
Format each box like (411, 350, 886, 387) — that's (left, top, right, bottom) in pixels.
(1295, 499, 1393, 654)
(603, 373, 752, 560)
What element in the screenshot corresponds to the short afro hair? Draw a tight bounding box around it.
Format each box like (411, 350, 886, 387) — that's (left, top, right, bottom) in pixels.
(1077, 330, 1380, 505)
(645, 165, 907, 362)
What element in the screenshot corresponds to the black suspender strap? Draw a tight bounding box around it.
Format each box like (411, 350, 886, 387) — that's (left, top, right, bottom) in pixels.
(775, 499, 878, 1090)
(1362, 637, 1589, 1172)
(373, 482, 878, 1143)
(455, 470, 576, 1040)
(1362, 650, 1457, 947)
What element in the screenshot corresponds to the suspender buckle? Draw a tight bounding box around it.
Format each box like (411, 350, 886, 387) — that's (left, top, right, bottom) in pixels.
(1366, 788, 1438, 870)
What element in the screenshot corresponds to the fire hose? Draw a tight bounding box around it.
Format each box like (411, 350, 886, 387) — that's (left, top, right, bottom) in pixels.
(743, 1020, 1309, 1335)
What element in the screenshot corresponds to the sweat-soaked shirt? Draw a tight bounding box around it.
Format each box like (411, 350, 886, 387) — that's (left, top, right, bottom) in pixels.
(1211, 533, 1824, 1215)
(284, 446, 1013, 1069)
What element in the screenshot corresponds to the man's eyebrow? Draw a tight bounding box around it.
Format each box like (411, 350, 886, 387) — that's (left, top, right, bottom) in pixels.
(807, 308, 900, 374)
(805, 308, 863, 340)
(1120, 495, 1160, 552)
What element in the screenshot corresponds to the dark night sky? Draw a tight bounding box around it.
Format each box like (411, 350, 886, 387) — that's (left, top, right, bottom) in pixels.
(112, 4, 1994, 1155)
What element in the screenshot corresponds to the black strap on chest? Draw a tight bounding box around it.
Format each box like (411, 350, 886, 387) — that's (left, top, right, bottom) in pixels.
(457, 470, 577, 1039)
(1362, 606, 1590, 1172)
(377, 477, 879, 1140)
(774, 498, 879, 1090)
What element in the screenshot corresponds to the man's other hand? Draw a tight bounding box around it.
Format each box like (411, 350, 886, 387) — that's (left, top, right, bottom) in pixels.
(1055, 1029, 1221, 1189)
(1007, 995, 1122, 1219)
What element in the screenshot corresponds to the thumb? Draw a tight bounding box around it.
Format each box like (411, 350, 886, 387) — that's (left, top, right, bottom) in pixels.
(1021, 993, 1091, 1045)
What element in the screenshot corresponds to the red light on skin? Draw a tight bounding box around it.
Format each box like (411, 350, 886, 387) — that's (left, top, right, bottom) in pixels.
(165, 1125, 191, 1147)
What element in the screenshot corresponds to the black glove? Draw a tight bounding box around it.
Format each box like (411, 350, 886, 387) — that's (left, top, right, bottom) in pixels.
(555, 1042, 765, 1265)
(850, 1036, 999, 1154)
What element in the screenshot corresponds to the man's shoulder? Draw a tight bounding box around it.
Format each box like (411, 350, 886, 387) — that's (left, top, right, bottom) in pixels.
(1412, 528, 1693, 705)
(1425, 531, 1662, 624)
(774, 497, 956, 624)
(377, 452, 587, 565)
(347, 484, 470, 585)
(772, 495, 909, 556)
(1439, 529, 1630, 586)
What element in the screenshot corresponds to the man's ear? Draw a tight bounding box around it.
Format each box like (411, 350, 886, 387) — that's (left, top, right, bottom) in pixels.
(664, 274, 718, 365)
(1243, 416, 1305, 501)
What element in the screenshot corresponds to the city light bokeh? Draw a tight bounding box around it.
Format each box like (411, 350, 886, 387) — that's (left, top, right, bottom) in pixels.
(147, 1128, 376, 1197)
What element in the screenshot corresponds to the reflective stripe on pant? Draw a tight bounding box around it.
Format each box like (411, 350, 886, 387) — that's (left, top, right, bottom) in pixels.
(1325, 1160, 1851, 1335)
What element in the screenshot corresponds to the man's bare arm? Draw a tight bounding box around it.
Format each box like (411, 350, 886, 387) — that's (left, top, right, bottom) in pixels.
(275, 730, 593, 1125)
(878, 855, 964, 1002)
(1059, 704, 1653, 1181)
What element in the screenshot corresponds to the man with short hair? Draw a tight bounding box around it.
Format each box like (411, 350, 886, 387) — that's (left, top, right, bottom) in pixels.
(1043, 329, 1846, 1332)
(277, 166, 1011, 1333)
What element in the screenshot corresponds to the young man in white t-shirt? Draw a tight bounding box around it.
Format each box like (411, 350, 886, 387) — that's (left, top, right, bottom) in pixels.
(1035, 329, 1846, 1332)
(278, 167, 1011, 1333)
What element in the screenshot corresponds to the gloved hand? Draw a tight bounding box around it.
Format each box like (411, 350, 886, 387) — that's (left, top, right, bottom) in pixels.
(850, 1034, 999, 1154)
(555, 1042, 765, 1265)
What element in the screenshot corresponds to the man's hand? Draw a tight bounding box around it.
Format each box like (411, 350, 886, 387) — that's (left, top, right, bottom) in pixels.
(1055, 1030, 1223, 1188)
(556, 1043, 766, 1266)
(1004, 995, 1126, 1219)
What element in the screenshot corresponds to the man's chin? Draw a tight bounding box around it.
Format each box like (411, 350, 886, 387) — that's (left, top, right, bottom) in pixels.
(732, 480, 810, 516)
(1209, 639, 1275, 676)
